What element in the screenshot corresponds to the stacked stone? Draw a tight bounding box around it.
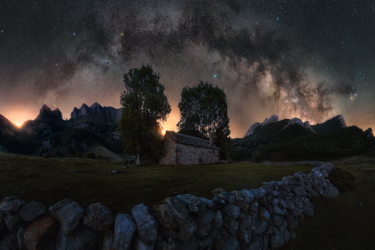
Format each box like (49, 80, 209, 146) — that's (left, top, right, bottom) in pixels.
(0, 162, 339, 250)
(152, 162, 338, 250)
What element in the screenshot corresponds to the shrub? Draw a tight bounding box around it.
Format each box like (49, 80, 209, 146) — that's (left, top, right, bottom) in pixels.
(86, 153, 96, 159)
(43, 153, 48, 158)
(96, 154, 103, 160)
(327, 167, 357, 193)
(68, 154, 72, 158)
(76, 152, 80, 158)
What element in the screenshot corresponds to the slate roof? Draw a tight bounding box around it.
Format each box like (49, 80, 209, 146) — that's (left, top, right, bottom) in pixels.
(165, 131, 220, 150)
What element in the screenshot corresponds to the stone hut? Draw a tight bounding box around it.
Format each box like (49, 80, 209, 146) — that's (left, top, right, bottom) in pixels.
(159, 131, 220, 165)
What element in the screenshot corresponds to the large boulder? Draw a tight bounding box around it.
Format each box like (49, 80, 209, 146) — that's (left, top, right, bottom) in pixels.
(16, 222, 28, 250)
(0, 232, 18, 249)
(222, 235, 240, 250)
(4, 213, 23, 233)
(247, 234, 263, 250)
(0, 196, 26, 215)
(24, 213, 58, 250)
(83, 203, 114, 231)
(271, 227, 285, 249)
(102, 231, 116, 250)
(258, 207, 271, 222)
(237, 216, 252, 244)
(18, 201, 46, 221)
(56, 223, 97, 250)
(214, 227, 231, 250)
(153, 204, 197, 241)
(221, 204, 240, 218)
(223, 215, 238, 235)
(114, 213, 136, 250)
(192, 208, 215, 227)
(131, 203, 158, 246)
(174, 194, 201, 212)
(322, 184, 339, 198)
(198, 197, 215, 209)
(48, 199, 84, 235)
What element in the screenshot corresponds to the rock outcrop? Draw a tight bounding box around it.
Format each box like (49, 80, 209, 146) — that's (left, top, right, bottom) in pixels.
(303, 121, 316, 133)
(70, 102, 122, 122)
(365, 128, 374, 137)
(282, 118, 316, 133)
(261, 115, 279, 127)
(36, 105, 63, 121)
(243, 115, 279, 138)
(329, 115, 347, 128)
(311, 114, 347, 134)
(243, 123, 261, 138)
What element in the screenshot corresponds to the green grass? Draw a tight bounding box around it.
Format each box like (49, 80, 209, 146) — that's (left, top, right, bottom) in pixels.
(283, 160, 375, 250)
(1, 152, 375, 249)
(0, 152, 313, 216)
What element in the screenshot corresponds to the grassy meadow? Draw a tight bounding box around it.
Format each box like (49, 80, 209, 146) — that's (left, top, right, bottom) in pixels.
(0, 152, 374, 249)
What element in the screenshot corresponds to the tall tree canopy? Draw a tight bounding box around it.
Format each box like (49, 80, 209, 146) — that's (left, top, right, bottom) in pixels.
(117, 65, 171, 164)
(177, 81, 231, 157)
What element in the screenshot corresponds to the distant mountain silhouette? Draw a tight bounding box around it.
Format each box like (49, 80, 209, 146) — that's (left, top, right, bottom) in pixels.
(0, 114, 33, 154)
(0, 103, 131, 162)
(232, 114, 375, 161)
(311, 115, 347, 134)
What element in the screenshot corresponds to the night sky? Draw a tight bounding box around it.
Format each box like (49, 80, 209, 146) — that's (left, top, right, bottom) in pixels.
(1, 0, 374, 138)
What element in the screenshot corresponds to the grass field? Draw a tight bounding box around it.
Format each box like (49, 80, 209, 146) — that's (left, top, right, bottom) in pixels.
(0, 152, 374, 249)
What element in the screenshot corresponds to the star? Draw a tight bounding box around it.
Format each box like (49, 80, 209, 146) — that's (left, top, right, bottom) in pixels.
(354, 93, 357, 96)
(213, 74, 217, 78)
(105, 59, 108, 63)
(276, 17, 279, 20)
(120, 33, 124, 37)
(73, 33, 75, 36)
(1, 30, 3, 33)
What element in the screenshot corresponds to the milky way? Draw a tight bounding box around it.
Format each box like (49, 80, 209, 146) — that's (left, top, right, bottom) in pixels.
(0, 0, 374, 137)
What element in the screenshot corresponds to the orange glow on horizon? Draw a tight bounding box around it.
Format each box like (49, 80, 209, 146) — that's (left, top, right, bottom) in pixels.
(2, 109, 36, 129)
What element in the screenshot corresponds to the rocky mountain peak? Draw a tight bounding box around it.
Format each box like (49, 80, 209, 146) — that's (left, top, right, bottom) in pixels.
(70, 102, 123, 122)
(329, 115, 347, 127)
(243, 114, 279, 138)
(261, 114, 279, 127)
(243, 122, 261, 138)
(282, 118, 315, 133)
(365, 128, 374, 137)
(36, 104, 63, 121)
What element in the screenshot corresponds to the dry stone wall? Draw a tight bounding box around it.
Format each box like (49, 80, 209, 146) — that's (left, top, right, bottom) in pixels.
(0, 161, 339, 250)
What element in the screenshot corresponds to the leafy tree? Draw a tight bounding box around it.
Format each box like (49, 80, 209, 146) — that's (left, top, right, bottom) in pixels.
(117, 65, 171, 165)
(177, 81, 230, 147)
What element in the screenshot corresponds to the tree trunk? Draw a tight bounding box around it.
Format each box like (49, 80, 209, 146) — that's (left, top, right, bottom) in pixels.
(136, 154, 140, 165)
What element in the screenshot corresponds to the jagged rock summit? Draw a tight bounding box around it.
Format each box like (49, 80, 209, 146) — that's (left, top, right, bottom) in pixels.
(365, 128, 374, 137)
(327, 115, 347, 128)
(282, 118, 316, 133)
(261, 114, 279, 127)
(243, 115, 279, 138)
(243, 122, 261, 138)
(35, 104, 63, 121)
(70, 102, 122, 122)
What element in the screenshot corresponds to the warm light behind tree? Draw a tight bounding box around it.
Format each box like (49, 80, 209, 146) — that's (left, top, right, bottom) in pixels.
(117, 64, 171, 165)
